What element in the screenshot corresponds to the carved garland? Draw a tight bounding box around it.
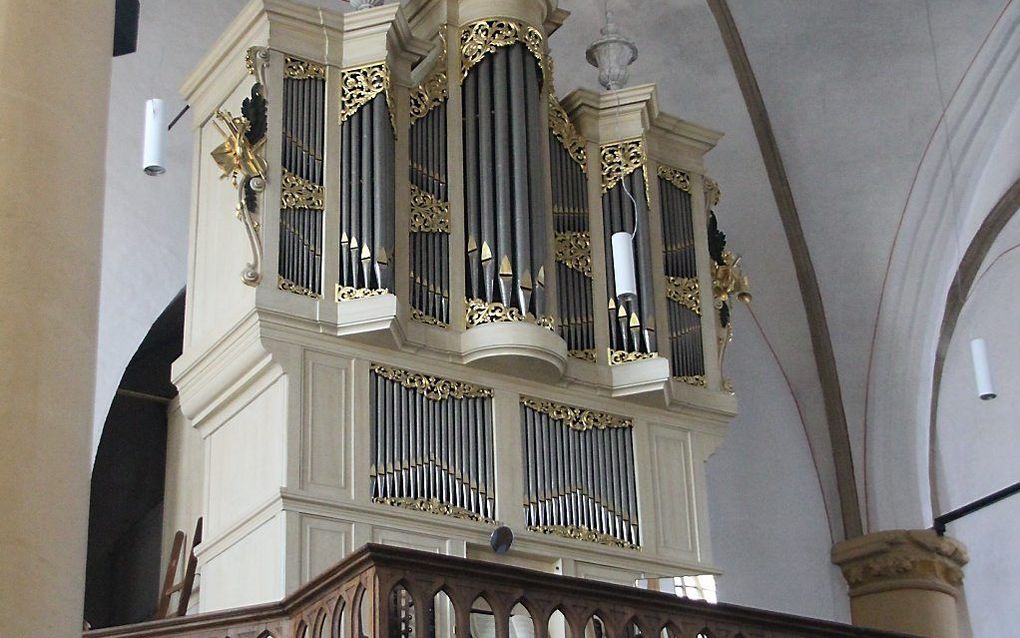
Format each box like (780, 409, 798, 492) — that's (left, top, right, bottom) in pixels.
(657, 165, 691, 192)
(465, 298, 555, 331)
(460, 17, 550, 85)
(280, 169, 324, 210)
(548, 94, 587, 169)
(409, 185, 450, 233)
(601, 139, 645, 193)
(529, 525, 639, 551)
(373, 497, 494, 524)
(666, 276, 700, 316)
(520, 398, 632, 430)
(410, 28, 448, 123)
(370, 364, 493, 400)
(554, 231, 592, 277)
(339, 61, 394, 131)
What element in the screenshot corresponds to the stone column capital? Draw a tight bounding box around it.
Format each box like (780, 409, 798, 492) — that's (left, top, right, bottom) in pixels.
(832, 529, 969, 598)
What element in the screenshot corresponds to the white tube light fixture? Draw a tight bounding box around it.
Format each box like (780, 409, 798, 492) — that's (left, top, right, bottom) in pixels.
(143, 98, 167, 176)
(970, 337, 996, 400)
(612, 231, 637, 302)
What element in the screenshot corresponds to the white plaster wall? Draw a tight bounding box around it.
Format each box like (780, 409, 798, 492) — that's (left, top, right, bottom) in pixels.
(935, 230, 1020, 637)
(706, 312, 849, 622)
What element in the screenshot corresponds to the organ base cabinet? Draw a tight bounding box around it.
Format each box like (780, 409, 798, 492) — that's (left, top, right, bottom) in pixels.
(171, 0, 743, 612)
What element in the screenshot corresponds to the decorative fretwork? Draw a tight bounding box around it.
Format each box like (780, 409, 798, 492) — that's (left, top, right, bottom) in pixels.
(336, 285, 389, 302)
(554, 231, 592, 277)
(280, 169, 324, 210)
(411, 308, 448, 327)
(529, 525, 639, 551)
(465, 298, 555, 330)
(284, 56, 326, 80)
(409, 185, 450, 233)
(666, 276, 701, 316)
(373, 497, 494, 524)
(601, 138, 645, 193)
(370, 364, 493, 400)
(569, 348, 597, 362)
(410, 28, 448, 123)
(657, 164, 691, 192)
(459, 17, 549, 84)
(608, 349, 658, 365)
(278, 275, 321, 299)
(548, 94, 587, 169)
(339, 61, 393, 128)
(676, 375, 707, 387)
(520, 398, 631, 431)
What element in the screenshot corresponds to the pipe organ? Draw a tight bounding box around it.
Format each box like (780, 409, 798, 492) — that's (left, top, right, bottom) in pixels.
(172, 0, 749, 614)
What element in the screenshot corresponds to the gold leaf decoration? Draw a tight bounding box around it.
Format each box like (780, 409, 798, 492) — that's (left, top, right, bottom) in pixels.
(520, 398, 632, 431)
(460, 18, 549, 84)
(339, 62, 392, 126)
(278, 275, 321, 299)
(712, 250, 751, 305)
(280, 169, 324, 210)
(569, 349, 597, 362)
(285, 56, 326, 80)
(675, 375, 707, 387)
(608, 349, 658, 365)
(666, 276, 701, 315)
(370, 365, 493, 400)
(411, 308, 448, 327)
(548, 94, 587, 169)
(465, 298, 555, 330)
(529, 525, 639, 550)
(336, 285, 389, 302)
(657, 164, 691, 192)
(554, 231, 592, 277)
(373, 497, 494, 524)
(601, 139, 645, 193)
(410, 28, 448, 122)
(409, 185, 450, 233)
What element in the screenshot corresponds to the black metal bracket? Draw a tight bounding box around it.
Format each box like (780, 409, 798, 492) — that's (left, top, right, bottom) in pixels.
(932, 480, 1020, 536)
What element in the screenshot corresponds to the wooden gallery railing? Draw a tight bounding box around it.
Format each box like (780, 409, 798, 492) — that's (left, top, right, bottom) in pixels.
(84, 544, 911, 638)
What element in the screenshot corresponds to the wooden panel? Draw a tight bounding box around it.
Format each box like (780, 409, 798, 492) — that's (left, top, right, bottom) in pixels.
(302, 352, 351, 493)
(651, 426, 696, 556)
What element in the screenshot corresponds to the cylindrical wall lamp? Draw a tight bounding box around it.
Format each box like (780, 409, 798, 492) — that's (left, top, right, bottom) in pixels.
(970, 337, 996, 400)
(612, 231, 637, 302)
(143, 98, 167, 176)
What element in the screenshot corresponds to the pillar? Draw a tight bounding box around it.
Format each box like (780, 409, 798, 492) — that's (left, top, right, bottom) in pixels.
(832, 529, 969, 638)
(0, 1, 114, 635)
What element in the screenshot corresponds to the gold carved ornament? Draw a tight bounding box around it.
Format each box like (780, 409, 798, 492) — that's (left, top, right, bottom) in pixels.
(373, 497, 494, 524)
(409, 185, 450, 233)
(601, 139, 646, 193)
(666, 276, 701, 316)
(212, 46, 270, 287)
(554, 231, 592, 278)
(411, 308, 448, 327)
(521, 398, 632, 431)
(410, 27, 448, 123)
(339, 62, 394, 130)
(278, 275, 321, 299)
(371, 364, 493, 401)
(675, 375, 707, 388)
(712, 250, 751, 306)
(280, 169, 324, 210)
(657, 165, 691, 192)
(465, 298, 556, 331)
(284, 56, 326, 80)
(569, 349, 597, 362)
(529, 525, 639, 551)
(608, 349, 658, 365)
(336, 285, 390, 302)
(459, 18, 550, 85)
(548, 94, 587, 170)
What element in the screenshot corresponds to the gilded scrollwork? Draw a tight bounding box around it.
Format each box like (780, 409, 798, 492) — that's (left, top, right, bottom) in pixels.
(465, 298, 555, 330)
(608, 349, 658, 365)
(336, 285, 390, 302)
(657, 164, 691, 192)
(373, 497, 494, 524)
(666, 276, 700, 315)
(278, 275, 321, 299)
(459, 18, 550, 84)
(281, 169, 324, 210)
(548, 94, 587, 170)
(554, 232, 592, 277)
(529, 525, 639, 551)
(675, 375, 707, 387)
(410, 28, 448, 123)
(409, 185, 450, 233)
(339, 62, 393, 128)
(370, 364, 493, 400)
(285, 56, 326, 80)
(520, 398, 632, 431)
(601, 139, 645, 193)
(569, 349, 597, 362)
(411, 308, 448, 327)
